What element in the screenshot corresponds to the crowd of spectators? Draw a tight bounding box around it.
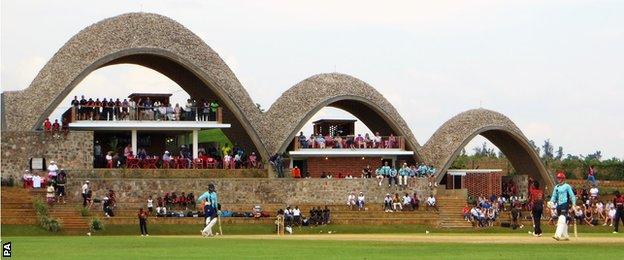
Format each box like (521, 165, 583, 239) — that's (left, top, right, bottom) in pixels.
(98, 142, 261, 170)
(278, 205, 330, 227)
(69, 95, 219, 122)
(297, 131, 400, 149)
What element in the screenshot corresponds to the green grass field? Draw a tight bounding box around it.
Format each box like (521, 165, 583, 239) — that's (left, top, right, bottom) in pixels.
(2, 234, 623, 259)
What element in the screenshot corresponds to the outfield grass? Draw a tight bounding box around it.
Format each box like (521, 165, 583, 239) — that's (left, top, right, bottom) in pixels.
(2, 235, 623, 259)
(2, 223, 620, 236)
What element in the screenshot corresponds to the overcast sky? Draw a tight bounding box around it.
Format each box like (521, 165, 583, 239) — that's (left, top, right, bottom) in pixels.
(2, 0, 623, 159)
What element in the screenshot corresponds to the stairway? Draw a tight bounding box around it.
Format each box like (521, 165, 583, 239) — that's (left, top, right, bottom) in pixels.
(1, 187, 90, 233)
(436, 192, 472, 228)
(1, 187, 38, 225)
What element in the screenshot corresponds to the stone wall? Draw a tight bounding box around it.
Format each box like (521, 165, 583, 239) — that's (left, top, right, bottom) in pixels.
(305, 157, 382, 178)
(0, 131, 93, 179)
(67, 178, 433, 206)
(68, 168, 267, 179)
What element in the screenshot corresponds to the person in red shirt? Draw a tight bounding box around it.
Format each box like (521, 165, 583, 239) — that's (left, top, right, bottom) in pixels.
(291, 166, 301, 178)
(614, 191, 624, 233)
(52, 119, 60, 134)
(138, 208, 149, 236)
(43, 118, 52, 134)
(529, 181, 544, 237)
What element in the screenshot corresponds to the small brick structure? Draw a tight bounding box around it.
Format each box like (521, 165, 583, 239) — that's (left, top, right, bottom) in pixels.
(305, 157, 383, 178)
(445, 170, 502, 198)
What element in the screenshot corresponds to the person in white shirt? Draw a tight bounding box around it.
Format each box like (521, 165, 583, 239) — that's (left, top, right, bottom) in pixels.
(47, 161, 59, 178)
(373, 132, 382, 148)
(589, 185, 599, 200)
(402, 193, 413, 210)
(46, 183, 56, 205)
(293, 206, 302, 226)
(347, 192, 356, 210)
(81, 181, 90, 207)
(357, 192, 366, 211)
(223, 154, 232, 169)
(426, 195, 438, 211)
(147, 196, 154, 214)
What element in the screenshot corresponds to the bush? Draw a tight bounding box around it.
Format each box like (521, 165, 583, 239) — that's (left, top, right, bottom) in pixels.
(79, 206, 91, 217)
(41, 217, 62, 232)
(91, 218, 104, 232)
(33, 199, 49, 216)
(33, 199, 62, 232)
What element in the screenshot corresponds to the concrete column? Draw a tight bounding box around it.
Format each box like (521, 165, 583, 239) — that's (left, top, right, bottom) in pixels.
(192, 129, 199, 159)
(131, 130, 138, 156)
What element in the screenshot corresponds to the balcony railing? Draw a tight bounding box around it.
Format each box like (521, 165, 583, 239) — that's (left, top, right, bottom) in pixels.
(63, 106, 223, 124)
(293, 135, 406, 151)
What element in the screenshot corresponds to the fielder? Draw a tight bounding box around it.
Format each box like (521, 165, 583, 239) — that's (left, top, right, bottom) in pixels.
(549, 172, 576, 241)
(197, 184, 220, 237)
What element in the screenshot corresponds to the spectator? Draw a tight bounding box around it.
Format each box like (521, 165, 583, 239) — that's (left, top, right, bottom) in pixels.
(293, 206, 301, 226)
(587, 165, 597, 186)
(347, 192, 356, 210)
(162, 151, 172, 166)
(398, 163, 410, 189)
(156, 196, 166, 216)
(589, 185, 599, 201)
(55, 169, 67, 204)
(392, 193, 403, 211)
(333, 135, 343, 148)
(388, 166, 398, 187)
(46, 182, 55, 205)
(411, 192, 420, 211)
(291, 166, 301, 178)
(375, 166, 385, 186)
(383, 194, 393, 212)
(47, 161, 59, 179)
(43, 118, 52, 136)
(82, 181, 91, 207)
(322, 206, 331, 225)
(362, 165, 372, 178)
(357, 192, 366, 211)
(147, 196, 154, 214)
(298, 131, 308, 148)
(315, 134, 325, 149)
(386, 134, 396, 148)
(138, 208, 149, 236)
(462, 204, 471, 221)
(103, 197, 114, 217)
(426, 194, 438, 211)
(373, 132, 382, 148)
(209, 100, 219, 121)
(356, 134, 366, 148)
(284, 206, 294, 227)
(402, 193, 413, 211)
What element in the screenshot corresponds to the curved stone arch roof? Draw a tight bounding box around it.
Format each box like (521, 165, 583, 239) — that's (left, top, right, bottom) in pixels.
(420, 108, 554, 189)
(264, 73, 422, 160)
(1, 12, 268, 158)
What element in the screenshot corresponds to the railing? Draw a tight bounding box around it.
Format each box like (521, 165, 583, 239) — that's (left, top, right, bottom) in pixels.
(293, 135, 405, 150)
(64, 106, 223, 123)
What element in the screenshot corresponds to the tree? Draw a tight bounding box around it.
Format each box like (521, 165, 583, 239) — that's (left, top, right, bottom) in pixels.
(555, 146, 563, 160)
(542, 139, 554, 160)
(529, 140, 541, 156)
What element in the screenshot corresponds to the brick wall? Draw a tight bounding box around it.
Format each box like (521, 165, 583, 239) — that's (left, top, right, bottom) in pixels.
(464, 172, 502, 198)
(1, 131, 93, 179)
(306, 157, 382, 178)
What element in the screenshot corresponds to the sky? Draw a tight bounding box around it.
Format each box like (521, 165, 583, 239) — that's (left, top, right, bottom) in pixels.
(1, 0, 623, 159)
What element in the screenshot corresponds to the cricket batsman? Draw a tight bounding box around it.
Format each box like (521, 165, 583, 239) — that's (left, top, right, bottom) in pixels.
(549, 172, 576, 241)
(197, 183, 219, 237)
